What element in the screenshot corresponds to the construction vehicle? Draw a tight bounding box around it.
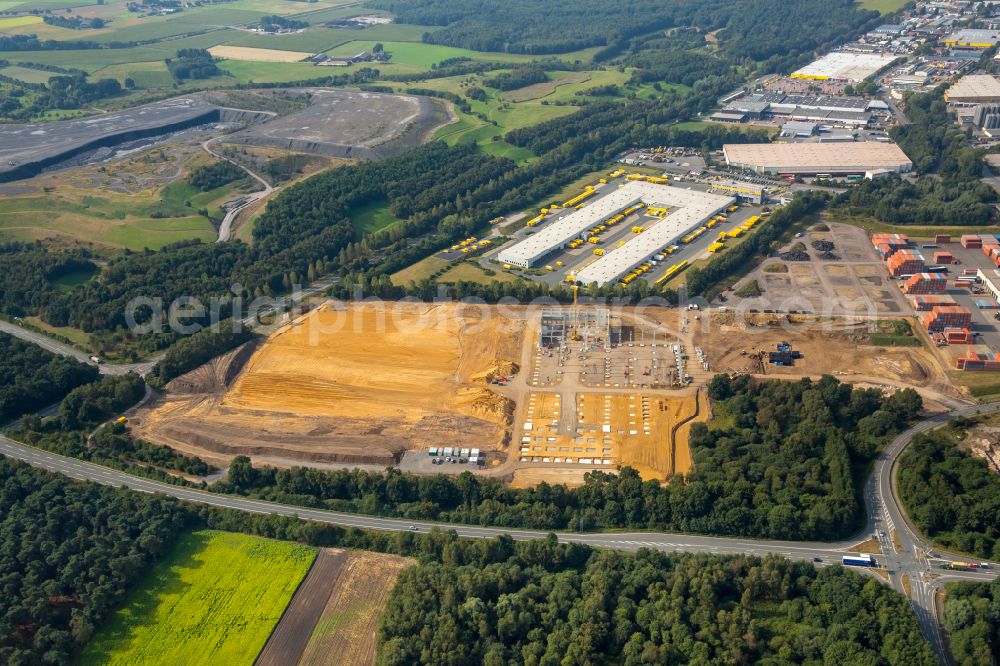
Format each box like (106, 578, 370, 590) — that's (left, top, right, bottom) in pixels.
(645, 176, 670, 184)
(632, 226, 645, 233)
(626, 173, 645, 181)
(598, 178, 607, 184)
(503, 264, 512, 269)
(588, 236, 600, 244)
(545, 265, 554, 271)
(708, 242, 725, 253)
(526, 214, 545, 227)
(555, 260, 564, 267)
(479, 239, 491, 247)
(593, 248, 604, 256)
(115, 416, 127, 424)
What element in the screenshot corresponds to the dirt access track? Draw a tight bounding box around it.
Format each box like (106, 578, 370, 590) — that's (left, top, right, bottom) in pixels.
(131, 303, 523, 469)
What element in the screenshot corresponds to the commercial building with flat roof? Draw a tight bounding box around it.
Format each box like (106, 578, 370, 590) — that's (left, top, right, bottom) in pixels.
(791, 52, 899, 82)
(711, 180, 768, 204)
(723, 142, 913, 175)
(498, 181, 733, 276)
(946, 74, 1000, 103)
(571, 185, 734, 286)
(944, 29, 1000, 48)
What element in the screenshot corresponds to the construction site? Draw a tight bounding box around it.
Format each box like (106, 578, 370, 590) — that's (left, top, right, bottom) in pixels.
(129, 299, 968, 487)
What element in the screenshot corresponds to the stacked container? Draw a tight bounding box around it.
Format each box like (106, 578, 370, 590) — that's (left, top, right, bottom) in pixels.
(902, 273, 947, 294)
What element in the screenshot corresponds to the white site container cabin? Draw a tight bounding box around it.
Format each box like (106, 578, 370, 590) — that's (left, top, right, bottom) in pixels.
(443, 447, 454, 457)
(460, 448, 471, 458)
(471, 448, 481, 457)
(429, 447, 439, 456)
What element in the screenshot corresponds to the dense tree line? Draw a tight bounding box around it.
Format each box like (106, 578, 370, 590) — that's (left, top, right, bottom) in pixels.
(834, 88, 997, 226)
(215, 376, 920, 541)
(943, 579, 1000, 666)
(483, 65, 548, 91)
(0, 457, 192, 665)
(0, 243, 95, 317)
(166, 48, 221, 81)
(257, 14, 306, 31)
(0, 332, 98, 423)
(16, 372, 214, 478)
(187, 160, 247, 191)
(370, 0, 877, 61)
(147, 324, 255, 387)
(379, 547, 936, 666)
(897, 421, 1000, 560)
(685, 191, 829, 298)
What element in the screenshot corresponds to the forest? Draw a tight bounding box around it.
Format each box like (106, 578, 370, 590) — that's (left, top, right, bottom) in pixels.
(187, 160, 247, 191)
(0, 457, 192, 665)
(834, 89, 997, 227)
(379, 548, 936, 666)
(371, 0, 878, 65)
(216, 376, 921, 541)
(14, 371, 214, 480)
(0, 332, 98, 423)
(943, 579, 1000, 666)
(897, 420, 1000, 560)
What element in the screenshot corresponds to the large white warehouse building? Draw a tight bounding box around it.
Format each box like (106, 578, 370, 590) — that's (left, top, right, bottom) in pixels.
(497, 181, 733, 285)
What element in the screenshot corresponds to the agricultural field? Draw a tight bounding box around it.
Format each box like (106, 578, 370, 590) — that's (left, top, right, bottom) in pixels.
(857, 0, 908, 13)
(81, 530, 316, 666)
(257, 549, 413, 666)
(209, 45, 313, 63)
(130, 302, 522, 469)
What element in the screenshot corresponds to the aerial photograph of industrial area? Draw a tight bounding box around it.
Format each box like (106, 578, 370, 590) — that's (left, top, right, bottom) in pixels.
(0, 0, 999, 664)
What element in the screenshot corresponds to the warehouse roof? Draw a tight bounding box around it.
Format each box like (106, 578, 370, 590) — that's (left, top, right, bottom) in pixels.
(497, 185, 644, 266)
(723, 142, 912, 173)
(946, 75, 1000, 100)
(573, 186, 733, 286)
(945, 28, 1000, 46)
(791, 52, 899, 82)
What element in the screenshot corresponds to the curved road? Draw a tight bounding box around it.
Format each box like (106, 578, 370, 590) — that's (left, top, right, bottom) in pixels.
(202, 136, 275, 242)
(0, 323, 997, 664)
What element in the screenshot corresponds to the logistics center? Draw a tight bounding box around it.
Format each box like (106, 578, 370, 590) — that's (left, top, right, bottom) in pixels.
(722, 142, 913, 176)
(497, 181, 734, 285)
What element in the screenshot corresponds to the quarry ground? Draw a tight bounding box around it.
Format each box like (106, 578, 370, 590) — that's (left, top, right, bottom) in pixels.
(131, 302, 968, 487)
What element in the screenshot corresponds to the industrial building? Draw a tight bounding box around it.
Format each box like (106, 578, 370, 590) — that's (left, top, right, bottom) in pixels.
(710, 180, 768, 204)
(943, 29, 1000, 49)
(722, 142, 913, 175)
(790, 52, 900, 82)
(717, 92, 886, 128)
(945, 75, 1000, 103)
(508, 182, 735, 285)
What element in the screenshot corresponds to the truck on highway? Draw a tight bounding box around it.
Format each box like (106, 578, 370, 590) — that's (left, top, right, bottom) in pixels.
(842, 554, 875, 567)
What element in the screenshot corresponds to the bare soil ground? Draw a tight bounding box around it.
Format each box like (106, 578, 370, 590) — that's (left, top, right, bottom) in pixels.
(959, 425, 1000, 475)
(132, 303, 521, 468)
(704, 312, 962, 407)
(298, 551, 411, 666)
(256, 549, 411, 666)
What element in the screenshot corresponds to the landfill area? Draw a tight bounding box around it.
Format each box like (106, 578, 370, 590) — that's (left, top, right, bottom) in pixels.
(0, 95, 220, 181)
(0, 88, 448, 182)
(484, 169, 764, 288)
(219, 88, 449, 160)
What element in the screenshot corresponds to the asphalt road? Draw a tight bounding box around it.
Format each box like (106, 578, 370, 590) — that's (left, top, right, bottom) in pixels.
(1, 313, 997, 665)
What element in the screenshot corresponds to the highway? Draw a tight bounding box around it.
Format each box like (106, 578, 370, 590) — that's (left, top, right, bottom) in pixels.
(0, 320, 997, 664)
